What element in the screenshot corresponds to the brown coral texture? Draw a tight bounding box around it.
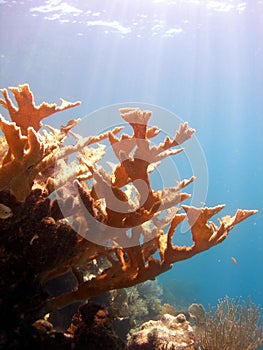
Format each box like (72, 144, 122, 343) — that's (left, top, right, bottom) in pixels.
(0, 84, 257, 313)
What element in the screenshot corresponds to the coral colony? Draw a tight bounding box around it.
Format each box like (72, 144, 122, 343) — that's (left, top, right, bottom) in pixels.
(0, 84, 259, 347)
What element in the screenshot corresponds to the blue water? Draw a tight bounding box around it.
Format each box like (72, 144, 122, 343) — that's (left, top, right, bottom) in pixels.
(0, 0, 262, 318)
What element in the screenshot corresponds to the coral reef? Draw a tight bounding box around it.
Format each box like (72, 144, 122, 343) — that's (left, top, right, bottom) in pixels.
(188, 303, 206, 327)
(127, 313, 195, 350)
(87, 281, 164, 339)
(0, 84, 258, 348)
(126, 281, 163, 327)
(160, 303, 178, 317)
(0, 188, 78, 348)
(193, 296, 263, 350)
(71, 301, 125, 350)
(0, 84, 81, 201)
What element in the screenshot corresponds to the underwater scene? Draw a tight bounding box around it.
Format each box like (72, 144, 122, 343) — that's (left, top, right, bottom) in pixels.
(0, 0, 262, 349)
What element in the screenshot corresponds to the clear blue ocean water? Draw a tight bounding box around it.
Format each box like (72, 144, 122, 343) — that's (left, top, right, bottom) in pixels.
(0, 0, 262, 333)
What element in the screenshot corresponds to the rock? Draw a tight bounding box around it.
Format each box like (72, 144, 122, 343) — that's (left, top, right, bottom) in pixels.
(127, 313, 195, 350)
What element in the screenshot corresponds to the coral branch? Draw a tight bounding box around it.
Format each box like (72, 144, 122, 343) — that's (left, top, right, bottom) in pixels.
(47, 206, 257, 310)
(0, 116, 44, 200)
(0, 84, 258, 319)
(182, 205, 258, 251)
(0, 84, 81, 134)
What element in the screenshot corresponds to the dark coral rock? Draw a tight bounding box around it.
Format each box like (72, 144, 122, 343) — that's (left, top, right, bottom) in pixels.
(0, 188, 78, 345)
(73, 302, 126, 350)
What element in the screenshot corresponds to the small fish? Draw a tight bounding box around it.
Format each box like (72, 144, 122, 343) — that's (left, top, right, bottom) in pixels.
(0, 203, 13, 219)
(200, 201, 206, 206)
(231, 257, 238, 265)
